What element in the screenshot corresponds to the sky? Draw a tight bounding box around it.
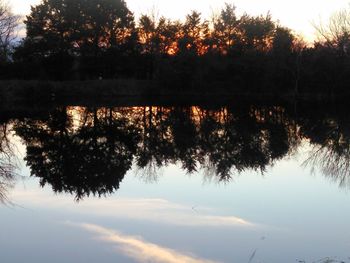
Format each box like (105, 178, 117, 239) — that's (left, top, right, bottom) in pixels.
(9, 0, 350, 41)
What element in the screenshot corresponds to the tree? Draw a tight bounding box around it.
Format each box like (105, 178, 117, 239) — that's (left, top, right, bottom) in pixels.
(137, 14, 180, 79)
(314, 8, 350, 55)
(238, 13, 275, 52)
(16, 0, 135, 79)
(26, 0, 134, 53)
(211, 3, 239, 54)
(0, 0, 19, 62)
(178, 11, 209, 55)
(138, 14, 158, 55)
(272, 26, 295, 55)
(138, 14, 180, 55)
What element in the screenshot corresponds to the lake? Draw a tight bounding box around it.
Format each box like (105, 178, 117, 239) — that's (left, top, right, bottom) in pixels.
(0, 101, 350, 263)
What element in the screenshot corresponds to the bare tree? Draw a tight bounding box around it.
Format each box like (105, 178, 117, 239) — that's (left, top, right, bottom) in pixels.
(313, 8, 350, 53)
(0, 0, 20, 61)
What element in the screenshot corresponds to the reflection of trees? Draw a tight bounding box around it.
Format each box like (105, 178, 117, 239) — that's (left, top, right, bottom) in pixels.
(134, 107, 174, 179)
(197, 106, 298, 179)
(134, 105, 298, 179)
(302, 115, 350, 187)
(14, 105, 301, 199)
(0, 121, 16, 203)
(198, 107, 270, 178)
(7, 103, 350, 199)
(15, 107, 139, 200)
(169, 108, 200, 172)
(20, 104, 350, 199)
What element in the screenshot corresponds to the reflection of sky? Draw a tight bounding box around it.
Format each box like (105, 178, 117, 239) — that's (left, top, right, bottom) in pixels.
(68, 222, 218, 263)
(1, 144, 350, 262)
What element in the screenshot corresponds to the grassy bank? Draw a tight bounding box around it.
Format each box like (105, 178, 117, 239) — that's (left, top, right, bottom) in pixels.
(0, 79, 346, 108)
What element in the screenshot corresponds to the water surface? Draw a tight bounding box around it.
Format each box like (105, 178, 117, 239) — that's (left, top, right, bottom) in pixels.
(1, 102, 350, 263)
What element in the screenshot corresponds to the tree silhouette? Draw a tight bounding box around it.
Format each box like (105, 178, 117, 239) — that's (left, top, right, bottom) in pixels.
(211, 3, 239, 54)
(16, 0, 135, 79)
(0, 0, 19, 61)
(314, 8, 350, 55)
(15, 107, 139, 200)
(137, 14, 180, 79)
(238, 13, 275, 52)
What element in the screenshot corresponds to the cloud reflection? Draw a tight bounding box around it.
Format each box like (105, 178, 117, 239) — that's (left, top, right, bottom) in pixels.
(69, 222, 220, 263)
(76, 198, 255, 227)
(13, 191, 255, 228)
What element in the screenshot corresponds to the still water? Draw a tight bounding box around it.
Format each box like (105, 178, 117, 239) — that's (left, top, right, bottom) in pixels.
(1, 103, 350, 263)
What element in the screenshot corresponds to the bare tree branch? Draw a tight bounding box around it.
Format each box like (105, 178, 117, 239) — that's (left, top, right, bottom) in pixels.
(313, 7, 350, 53)
(0, 0, 20, 61)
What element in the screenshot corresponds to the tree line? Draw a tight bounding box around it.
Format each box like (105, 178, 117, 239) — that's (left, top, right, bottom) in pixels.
(1, 0, 350, 95)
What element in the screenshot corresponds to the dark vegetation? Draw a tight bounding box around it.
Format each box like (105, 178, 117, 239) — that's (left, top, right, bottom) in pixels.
(1, 0, 350, 97)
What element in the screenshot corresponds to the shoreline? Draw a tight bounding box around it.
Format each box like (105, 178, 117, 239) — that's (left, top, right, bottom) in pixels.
(0, 79, 347, 106)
